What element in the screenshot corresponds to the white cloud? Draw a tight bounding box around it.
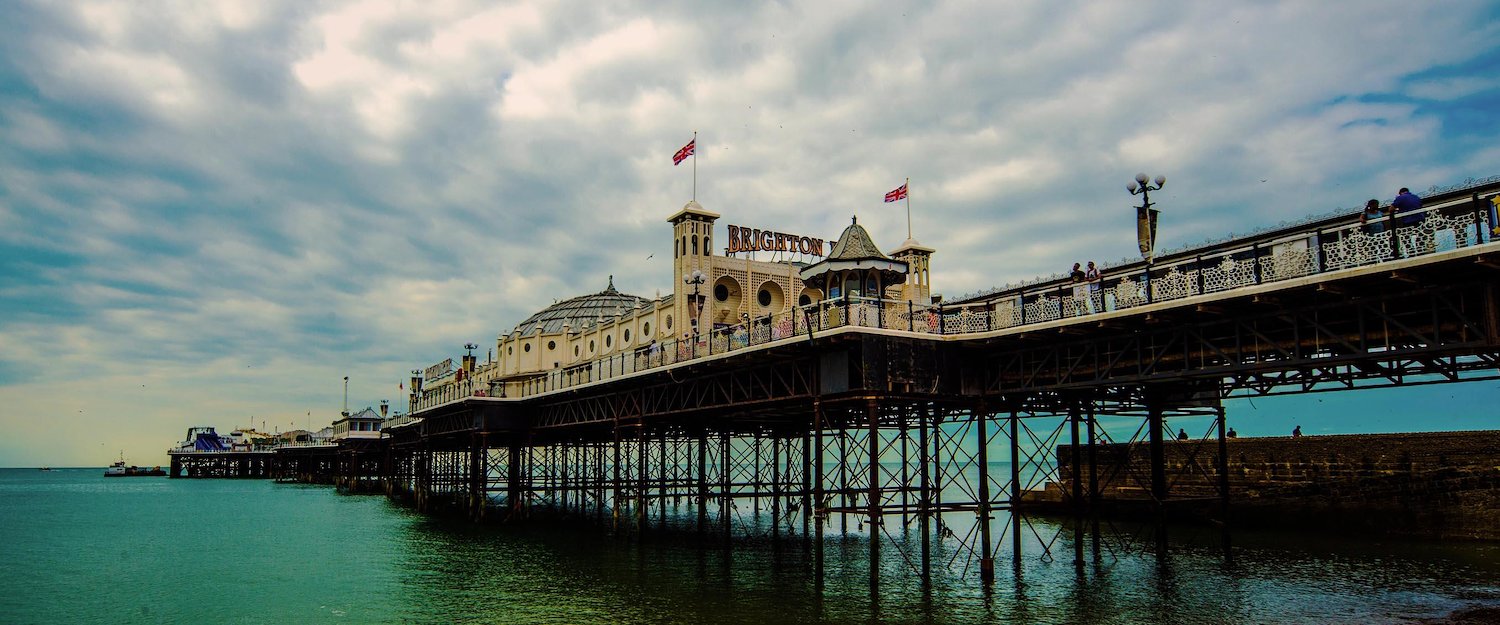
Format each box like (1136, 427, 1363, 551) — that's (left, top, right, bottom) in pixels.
(1, 0, 1498, 466)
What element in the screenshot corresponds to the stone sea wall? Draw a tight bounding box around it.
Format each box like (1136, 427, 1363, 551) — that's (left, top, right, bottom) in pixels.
(1052, 430, 1500, 540)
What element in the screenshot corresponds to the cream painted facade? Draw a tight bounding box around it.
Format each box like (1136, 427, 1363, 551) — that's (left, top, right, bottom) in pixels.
(408, 200, 936, 412)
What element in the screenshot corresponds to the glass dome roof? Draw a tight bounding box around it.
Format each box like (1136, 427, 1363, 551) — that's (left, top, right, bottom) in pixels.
(511, 276, 649, 336)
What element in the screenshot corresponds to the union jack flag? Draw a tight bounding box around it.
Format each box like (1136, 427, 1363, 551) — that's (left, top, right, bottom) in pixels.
(673, 138, 695, 166)
(884, 183, 908, 203)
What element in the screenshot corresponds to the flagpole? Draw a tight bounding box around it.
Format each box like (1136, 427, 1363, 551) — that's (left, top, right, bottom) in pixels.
(692, 130, 697, 202)
(905, 177, 912, 239)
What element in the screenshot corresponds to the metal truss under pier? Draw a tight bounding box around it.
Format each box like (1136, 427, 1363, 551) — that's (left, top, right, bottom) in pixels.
(170, 451, 276, 479)
(375, 206, 1500, 586)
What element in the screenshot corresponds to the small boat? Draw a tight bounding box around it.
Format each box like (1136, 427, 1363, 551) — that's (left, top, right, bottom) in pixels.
(104, 452, 165, 477)
(38, 467, 52, 471)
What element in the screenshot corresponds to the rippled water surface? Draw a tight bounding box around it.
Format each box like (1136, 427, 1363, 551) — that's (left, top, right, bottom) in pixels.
(2, 468, 1497, 624)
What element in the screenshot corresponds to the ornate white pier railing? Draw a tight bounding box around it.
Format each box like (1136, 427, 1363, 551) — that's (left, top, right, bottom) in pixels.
(406, 188, 1496, 409)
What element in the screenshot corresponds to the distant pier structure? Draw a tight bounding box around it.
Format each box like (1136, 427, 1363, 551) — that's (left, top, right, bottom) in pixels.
(169, 404, 388, 490)
(184, 177, 1500, 586)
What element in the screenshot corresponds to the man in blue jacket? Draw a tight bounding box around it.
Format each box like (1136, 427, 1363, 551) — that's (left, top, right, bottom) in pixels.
(1392, 188, 1423, 225)
(1392, 187, 1427, 255)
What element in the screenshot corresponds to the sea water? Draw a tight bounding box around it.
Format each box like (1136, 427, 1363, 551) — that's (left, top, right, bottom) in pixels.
(1, 467, 1498, 624)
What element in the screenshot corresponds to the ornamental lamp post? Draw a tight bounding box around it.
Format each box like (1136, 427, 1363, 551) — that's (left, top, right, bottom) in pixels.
(1127, 172, 1166, 263)
(462, 342, 478, 376)
(685, 269, 706, 355)
(409, 369, 422, 413)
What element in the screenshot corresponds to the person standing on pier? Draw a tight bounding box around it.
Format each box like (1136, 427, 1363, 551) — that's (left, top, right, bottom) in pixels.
(1360, 199, 1387, 235)
(1085, 261, 1101, 312)
(1392, 188, 1427, 255)
(1292, 425, 1303, 438)
(1069, 263, 1087, 316)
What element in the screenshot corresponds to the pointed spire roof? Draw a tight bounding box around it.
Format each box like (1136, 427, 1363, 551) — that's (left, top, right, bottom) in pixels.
(826, 215, 889, 260)
(797, 215, 909, 289)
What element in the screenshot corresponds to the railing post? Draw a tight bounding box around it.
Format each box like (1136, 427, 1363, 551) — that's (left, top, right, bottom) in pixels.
(937, 304, 945, 335)
(1019, 293, 1026, 326)
(1144, 265, 1153, 304)
(1474, 193, 1484, 244)
(1389, 212, 1400, 257)
(1196, 255, 1205, 295)
(907, 301, 914, 332)
(1313, 228, 1324, 273)
(842, 291, 850, 327)
(1252, 243, 1262, 284)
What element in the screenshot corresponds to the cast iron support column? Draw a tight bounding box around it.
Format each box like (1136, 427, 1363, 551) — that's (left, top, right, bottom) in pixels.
(471, 433, 486, 522)
(918, 402, 931, 585)
(659, 432, 669, 532)
(698, 429, 709, 535)
(900, 412, 910, 528)
(1087, 401, 1101, 560)
(507, 438, 523, 521)
(931, 406, 943, 544)
(813, 400, 825, 594)
(771, 434, 782, 540)
(976, 404, 994, 583)
(1217, 406, 1232, 560)
(866, 399, 881, 590)
(1008, 406, 1021, 576)
(1148, 395, 1168, 559)
(1070, 402, 1083, 567)
(612, 427, 622, 533)
(637, 428, 648, 532)
(721, 431, 732, 545)
(839, 422, 849, 535)
(1149, 398, 1166, 504)
(802, 427, 813, 549)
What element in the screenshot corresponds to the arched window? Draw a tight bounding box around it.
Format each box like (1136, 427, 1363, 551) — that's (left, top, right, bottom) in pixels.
(692, 235, 699, 255)
(704, 236, 711, 255)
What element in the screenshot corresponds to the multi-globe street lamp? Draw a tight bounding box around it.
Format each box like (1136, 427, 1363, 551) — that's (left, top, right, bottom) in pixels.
(684, 269, 706, 355)
(1127, 172, 1165, 262)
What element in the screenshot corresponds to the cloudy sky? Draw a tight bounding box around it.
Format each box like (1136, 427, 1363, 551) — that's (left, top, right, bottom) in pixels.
(2, 1, 1498, 467)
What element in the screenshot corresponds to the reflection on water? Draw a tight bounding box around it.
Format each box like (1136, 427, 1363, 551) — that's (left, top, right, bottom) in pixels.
(390, 508, 1500, 624)
(1, 469, 1496, 624)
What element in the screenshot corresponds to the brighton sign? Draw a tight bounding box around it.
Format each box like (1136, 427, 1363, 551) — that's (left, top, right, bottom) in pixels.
(423, 358, 455, 381)
(725, 224, 825, 257)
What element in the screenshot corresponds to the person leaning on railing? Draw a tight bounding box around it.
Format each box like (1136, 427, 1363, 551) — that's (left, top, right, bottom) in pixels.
(1391, 187, 1428, 255)
(1359, 199, 1387, 235)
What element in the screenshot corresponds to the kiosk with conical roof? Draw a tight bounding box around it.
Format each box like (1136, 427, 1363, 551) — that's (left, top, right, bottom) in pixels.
(799, 216, 910, 301)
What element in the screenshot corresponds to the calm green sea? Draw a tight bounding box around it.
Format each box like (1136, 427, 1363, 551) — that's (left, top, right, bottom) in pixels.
(2, 467, 1498, 624)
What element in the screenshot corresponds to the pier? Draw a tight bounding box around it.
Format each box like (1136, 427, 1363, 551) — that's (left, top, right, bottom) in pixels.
(177, 178, 1500, 586)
